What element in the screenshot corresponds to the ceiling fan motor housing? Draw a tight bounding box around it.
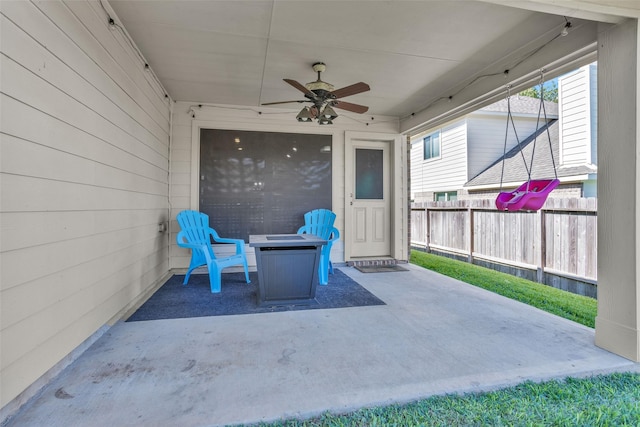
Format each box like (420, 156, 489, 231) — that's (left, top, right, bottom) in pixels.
(306, 62, 334, 91)
(312, 62, 326, 73)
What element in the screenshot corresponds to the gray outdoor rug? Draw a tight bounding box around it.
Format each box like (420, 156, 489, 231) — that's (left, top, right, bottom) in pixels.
(126, 268, 385, 322)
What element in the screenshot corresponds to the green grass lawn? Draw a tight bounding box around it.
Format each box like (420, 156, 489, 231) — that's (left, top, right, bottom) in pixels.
(409, 250, 597, 328)
(254, 373, 640, 426)
(248, 251, 637, 427)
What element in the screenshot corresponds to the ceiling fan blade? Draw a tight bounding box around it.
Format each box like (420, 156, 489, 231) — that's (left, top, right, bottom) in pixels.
(283, 79, 317, 98)
(333, 100, 369, 114)
(330, 82, 370, 99)
(261, 100, 308, 106)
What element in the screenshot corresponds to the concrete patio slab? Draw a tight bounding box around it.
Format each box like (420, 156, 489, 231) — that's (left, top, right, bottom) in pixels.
(5, 264, 638, 427)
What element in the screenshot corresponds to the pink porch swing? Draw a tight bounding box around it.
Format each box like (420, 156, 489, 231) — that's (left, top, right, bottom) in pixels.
(495, 76, 560, 212)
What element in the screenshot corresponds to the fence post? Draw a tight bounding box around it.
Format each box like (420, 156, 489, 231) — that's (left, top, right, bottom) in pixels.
(425, 205, 431, 253)
(468, 206, 474, 263)
(537, 208, 546, 283)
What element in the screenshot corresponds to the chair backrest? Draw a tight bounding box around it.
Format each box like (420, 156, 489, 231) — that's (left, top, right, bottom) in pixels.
(177, 210, 212, 246)
(303, 209, 336, 240)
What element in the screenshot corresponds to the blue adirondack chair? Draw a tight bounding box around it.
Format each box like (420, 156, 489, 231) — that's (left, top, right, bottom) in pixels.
(297, 209, 340, 285)
(176, 210, 250, 293)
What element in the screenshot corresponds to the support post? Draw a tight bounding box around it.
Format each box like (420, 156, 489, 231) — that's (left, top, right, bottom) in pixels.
(595, 18, 640, 362)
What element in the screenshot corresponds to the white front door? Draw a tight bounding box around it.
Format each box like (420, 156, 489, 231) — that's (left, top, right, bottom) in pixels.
(345, 132, 402, 259)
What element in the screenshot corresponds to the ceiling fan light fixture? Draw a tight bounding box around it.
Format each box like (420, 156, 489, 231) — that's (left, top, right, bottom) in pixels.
(296, 106, 314, 122)
(321, 105, 338, 121)
(264, 62, 370, 125)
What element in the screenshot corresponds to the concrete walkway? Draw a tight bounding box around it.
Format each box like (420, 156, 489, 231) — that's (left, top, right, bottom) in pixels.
(5, 264, 638, 426)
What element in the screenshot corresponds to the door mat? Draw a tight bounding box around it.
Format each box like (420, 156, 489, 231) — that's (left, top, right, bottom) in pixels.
(126, 269, 385, 322)
(354, 265, 410, 273)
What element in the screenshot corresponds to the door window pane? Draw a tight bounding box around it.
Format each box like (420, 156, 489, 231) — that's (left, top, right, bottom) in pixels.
(355, 148, 383, 199)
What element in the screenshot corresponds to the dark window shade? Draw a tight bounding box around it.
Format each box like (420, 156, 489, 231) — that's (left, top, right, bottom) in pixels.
(199, 129, 332, 241)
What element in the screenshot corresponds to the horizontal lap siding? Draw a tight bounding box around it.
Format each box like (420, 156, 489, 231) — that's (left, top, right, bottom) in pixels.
(410, 120, 468, 195)
(1, 0, 171, 408)
(169, 113, 193, 269)
(410, 139, 426, 198)
(559, 67, 593, 165)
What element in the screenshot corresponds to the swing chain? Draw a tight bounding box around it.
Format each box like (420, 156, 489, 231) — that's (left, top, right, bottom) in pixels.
(538, 69, 559, 179)
(499, 83, 531, 193)
(499, 85, 512, 193)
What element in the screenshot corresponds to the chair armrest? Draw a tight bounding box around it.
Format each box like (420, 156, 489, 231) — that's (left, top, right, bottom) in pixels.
(176, 231, 208, 251)
(215, 238, 246, 255)
(207, 228, 246, 255)
(328, 226, 340, 242)
(211, 236, 244, 244)
(176, 230, 189, 247)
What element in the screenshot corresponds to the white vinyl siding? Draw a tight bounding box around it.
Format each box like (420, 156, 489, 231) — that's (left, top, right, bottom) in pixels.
(559, 65, 596, 166)
(1, 0, 171, 408)
(589, 64, 598, 165)
(411, 110, 551, 199)
(466, 114, 543, 180)
(410, 120, 467, 196)
(410, 138, 425, 199)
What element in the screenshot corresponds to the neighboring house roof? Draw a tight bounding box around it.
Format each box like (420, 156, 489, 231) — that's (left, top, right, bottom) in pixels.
(479, 95, 559, 117)
(465, 120, 597, 188)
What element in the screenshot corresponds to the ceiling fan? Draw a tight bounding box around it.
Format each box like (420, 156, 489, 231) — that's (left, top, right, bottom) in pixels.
(262, 62, 370, 124)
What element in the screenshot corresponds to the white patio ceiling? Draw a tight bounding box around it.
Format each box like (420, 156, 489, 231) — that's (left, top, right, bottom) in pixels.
(108, 1, 636, 130)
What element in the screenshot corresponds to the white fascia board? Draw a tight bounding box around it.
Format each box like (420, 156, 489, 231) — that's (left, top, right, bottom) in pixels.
(478, 0, 639, 22)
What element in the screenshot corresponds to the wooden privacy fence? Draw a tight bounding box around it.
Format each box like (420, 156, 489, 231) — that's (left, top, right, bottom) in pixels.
(411, 198, 598, 297)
